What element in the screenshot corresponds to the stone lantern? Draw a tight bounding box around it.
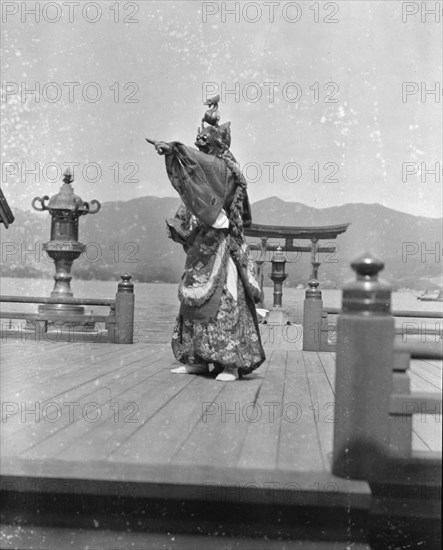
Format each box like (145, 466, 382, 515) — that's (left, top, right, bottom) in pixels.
(269, 245, 288, 308)
(32, 169, 101, 320)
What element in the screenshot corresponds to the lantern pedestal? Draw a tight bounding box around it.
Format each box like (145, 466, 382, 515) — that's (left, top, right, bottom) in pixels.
(267, 308, 284, 325)
(37, 242, 88, 326)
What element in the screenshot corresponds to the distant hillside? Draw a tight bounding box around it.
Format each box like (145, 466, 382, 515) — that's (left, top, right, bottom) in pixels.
(251, 197, 443, 290)
(1, 196, 441, 291)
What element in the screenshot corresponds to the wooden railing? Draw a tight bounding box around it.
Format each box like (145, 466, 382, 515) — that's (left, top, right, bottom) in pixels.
(302, 254, 442, 483)
(303, 283, 442, 353)
(389, 345, 441, 458)
(0, 274, 135, 344)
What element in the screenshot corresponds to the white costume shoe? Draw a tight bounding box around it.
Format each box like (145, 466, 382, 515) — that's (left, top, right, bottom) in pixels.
(215, 366, 239, 382)
(170, 364, 209, 375)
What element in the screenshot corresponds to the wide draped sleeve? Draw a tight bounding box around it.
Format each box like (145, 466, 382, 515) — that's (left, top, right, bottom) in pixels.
(164, 142, 236, 227)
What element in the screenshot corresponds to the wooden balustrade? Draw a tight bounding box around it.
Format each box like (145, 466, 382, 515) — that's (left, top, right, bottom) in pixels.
(0, 274, 135, 344)
(303, 293, 442, 352)
(306, 253, 442, 484)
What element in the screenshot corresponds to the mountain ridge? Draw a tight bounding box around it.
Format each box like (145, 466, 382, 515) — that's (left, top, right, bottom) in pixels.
(252, 196, 443, 221)
(2, 196, 441, 290)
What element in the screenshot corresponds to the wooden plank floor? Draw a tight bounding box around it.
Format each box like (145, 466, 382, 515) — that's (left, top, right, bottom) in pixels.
(1, 336, 440, 475)
(0, 525, 373, 550)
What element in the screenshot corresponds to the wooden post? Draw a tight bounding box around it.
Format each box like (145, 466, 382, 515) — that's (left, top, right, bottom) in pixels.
(107, 302, 116, 343)
(332, 253, 395, 480)
(302, 279, 323, 351)
(35, 320, 48, 342)
(115, 274, 135, 344)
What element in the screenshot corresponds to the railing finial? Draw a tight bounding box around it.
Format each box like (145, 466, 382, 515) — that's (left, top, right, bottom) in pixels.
(343, 252, 391, 314)
(118, 273, 134, 294)
(351, 252, 384, 280)
(306, 278, 321, 300)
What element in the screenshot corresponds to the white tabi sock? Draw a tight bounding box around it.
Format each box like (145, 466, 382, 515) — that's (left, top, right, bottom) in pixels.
(215, 366, 239, 381)
(171, 364, 209, 374)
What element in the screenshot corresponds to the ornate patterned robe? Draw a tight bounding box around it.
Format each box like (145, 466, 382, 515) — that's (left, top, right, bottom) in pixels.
(164, 142, 265, 375)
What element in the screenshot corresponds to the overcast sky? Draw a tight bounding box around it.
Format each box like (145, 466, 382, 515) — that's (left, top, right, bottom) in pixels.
(1, 0, 442, 217)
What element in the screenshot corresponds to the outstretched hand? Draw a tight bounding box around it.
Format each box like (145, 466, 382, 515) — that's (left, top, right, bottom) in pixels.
(145, 138, 172, 155)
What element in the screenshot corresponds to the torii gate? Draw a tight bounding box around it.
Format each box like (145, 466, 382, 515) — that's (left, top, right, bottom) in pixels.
(244, 222, 350, 306)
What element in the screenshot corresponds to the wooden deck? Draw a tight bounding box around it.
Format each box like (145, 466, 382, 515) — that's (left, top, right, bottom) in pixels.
(2, 335, 440, 468)
(1, 329, 441, 548)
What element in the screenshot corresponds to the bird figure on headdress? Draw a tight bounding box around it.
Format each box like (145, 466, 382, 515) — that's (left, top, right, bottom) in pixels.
(202, 94, 220, 126)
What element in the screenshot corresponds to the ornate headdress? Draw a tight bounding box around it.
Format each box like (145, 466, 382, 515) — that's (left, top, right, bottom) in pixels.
(195, 94, 251, 237)
(195, 94, 231, 154)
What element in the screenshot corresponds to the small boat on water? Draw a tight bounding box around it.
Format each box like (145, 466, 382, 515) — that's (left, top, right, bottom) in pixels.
(417, 289, 443, 301)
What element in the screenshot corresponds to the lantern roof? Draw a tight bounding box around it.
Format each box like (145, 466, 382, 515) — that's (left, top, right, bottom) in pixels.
(32, 170, 101, 215)
(46, 171, 89, 212)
